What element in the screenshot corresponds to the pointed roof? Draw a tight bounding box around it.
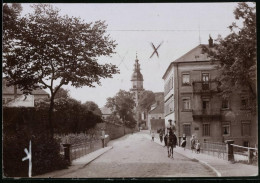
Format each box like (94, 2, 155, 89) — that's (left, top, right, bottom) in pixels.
(173, 44, 211, 63)
(131, 55, 144, 81)
(162, 44, 213, 79)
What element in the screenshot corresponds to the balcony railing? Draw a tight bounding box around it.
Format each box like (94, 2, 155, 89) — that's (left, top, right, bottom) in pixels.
(192, 80, 219, 94)
(192, 109, 221, 120)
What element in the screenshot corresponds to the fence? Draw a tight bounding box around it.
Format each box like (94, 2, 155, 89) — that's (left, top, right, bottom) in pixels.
(200, 141, 227, 160)
(61, 136, 110, 162)
(184, 140, 227, 160)
(70, 140, 102, 161)
(232, 144, 258, 165)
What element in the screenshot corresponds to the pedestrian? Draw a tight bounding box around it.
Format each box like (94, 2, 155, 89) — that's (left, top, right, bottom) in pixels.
(159, 129, 164, 143)
(181, 134, 187, 150)
(164, 134, 168, 147)
(101, 129, 105, 148)
(196, 140, 201, 154)
(190, 135, 195, 153)
(151, 131, 155, 141)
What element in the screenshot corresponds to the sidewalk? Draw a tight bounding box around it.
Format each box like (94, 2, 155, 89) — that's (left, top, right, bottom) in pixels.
(34, 146, 113, 178)
(141, 131, 258, 177)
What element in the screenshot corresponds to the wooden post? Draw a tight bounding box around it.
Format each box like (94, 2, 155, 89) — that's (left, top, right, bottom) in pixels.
(225, 140, 234, 162)
(248, 149, 253, 164)
(62, 144, 71, 163)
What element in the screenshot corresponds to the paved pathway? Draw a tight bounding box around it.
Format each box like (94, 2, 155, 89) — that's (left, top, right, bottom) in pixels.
(57, 133, 216, 178)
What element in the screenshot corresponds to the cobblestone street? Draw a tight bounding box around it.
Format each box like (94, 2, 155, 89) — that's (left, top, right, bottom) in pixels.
(58, 133, 216, 178)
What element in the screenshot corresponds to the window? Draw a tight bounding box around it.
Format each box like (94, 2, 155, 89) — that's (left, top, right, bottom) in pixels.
(222, 123, 230, 136)
(202, 100, 209, 110)
(165, 98, 174, 115)
(133, 85, 136, 88)
(202, 73, 209, 90)
(202, 124, 210, 136)
(222, 99, 229, 109)
(243, 141, 250, 147)
(159, 117, 161, 119)
(183, 98, 191, 110)
(182, 74, 190, 86)
(2, 99, 5, 104)
(241, 96, 249, 109)
(241, 121, 251, 136)
(183, 124, 191, 136)
(164, 76, 173, 95)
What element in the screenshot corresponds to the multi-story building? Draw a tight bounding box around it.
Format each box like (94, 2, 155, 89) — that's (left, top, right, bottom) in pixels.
(162, 61, 175, 133)
(163, 38, 257, 147)
(2, 79, 49, 106)
(130, 55, 144, 128)
(147, 92, 165, 131)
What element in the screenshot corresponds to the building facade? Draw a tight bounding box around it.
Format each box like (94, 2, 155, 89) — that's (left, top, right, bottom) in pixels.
(147, 92, 165, 131)
(2, 79, 49, 106)
(163, 39, 257, 147)
(162, 62, 175, 134)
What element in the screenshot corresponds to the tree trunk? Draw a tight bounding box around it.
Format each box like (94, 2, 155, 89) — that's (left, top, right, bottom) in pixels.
(48, 96, 54, 139)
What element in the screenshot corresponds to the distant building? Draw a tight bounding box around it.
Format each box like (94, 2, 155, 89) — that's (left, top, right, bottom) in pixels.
(162, 37, 257, 147)
(100, 106, 113, 120)
(130, 54, 144, 128)
(2, 79, 49, 106)
(148, 92, 165, 131)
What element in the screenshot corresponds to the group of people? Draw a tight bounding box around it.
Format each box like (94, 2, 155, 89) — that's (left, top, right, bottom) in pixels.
(151, 120, 201, 157)
(181, 134, 201, 154)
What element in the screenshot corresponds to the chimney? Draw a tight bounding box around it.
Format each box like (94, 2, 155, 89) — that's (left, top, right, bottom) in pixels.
(208, 35, 213, 48)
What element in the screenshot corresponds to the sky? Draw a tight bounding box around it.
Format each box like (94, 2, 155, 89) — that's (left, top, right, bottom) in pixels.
(20, 3, 240, 108)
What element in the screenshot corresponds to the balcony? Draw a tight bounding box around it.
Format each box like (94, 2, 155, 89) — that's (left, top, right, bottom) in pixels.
(192, 80, 219, 94)
(192, 109, 221, 120)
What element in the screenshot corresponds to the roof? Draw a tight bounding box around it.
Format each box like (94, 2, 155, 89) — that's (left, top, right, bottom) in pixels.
(131, 58, 144, 81)
(100, 106, 112, 115)
(149, 100, 164, 114)
(2, 79, 49, 95)
(149, 92, 164, 114)
(173, 44, 211, 63)
(162, 44, 213, 79)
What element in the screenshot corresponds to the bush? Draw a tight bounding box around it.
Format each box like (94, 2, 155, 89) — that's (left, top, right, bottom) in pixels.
(3, 130, 69, 177)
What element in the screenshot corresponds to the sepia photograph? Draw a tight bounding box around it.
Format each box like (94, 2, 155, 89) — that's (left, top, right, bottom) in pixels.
(2, 1, 258, 179)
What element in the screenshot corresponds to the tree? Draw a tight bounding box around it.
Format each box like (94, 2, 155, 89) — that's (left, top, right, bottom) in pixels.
(3, 3, 22, 41)
(203, 2, 256, 112)
(138, 90, 155, 114)
(106, 90, 136, 129)
(54, 87, 70, 99)
(83, 101, 102, 116)
(3, 4, 119, 138)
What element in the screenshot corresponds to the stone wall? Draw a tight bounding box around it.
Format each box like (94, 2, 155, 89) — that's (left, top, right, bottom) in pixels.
(96, 122, 134, 140)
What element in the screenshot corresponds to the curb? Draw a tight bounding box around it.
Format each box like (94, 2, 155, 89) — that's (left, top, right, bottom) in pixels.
(34, 146, 113, 178)
(81, 146, 113, 168)
(142, 134, 222, 177)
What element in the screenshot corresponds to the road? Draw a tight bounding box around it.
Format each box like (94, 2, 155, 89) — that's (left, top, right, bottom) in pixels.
(58, 132, 216, 178)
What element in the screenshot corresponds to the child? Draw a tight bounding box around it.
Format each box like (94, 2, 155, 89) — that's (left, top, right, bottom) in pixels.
(196, 140, 201, 154)
(151, 131, 155, 141)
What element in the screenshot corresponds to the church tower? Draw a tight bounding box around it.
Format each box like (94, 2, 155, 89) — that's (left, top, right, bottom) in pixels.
(130, 54, 144, 107)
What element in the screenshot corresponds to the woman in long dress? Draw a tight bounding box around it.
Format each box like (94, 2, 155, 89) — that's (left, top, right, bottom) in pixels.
(181, 134, 187, 150)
